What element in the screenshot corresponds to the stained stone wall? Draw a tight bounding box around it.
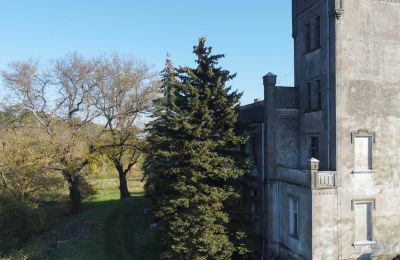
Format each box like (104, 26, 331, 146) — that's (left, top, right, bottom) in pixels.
(293, 0, 337, 172)
(335, 0, 400, 258)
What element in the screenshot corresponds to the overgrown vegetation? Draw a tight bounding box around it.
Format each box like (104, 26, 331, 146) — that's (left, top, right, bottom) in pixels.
(0, 114, 62, 201)
(1, 170, 158, 260)
(0, 40, 254, 259)
(0, 192, 44, 254)
(1, 54, 158, 210)
(0, 53, 158, 257)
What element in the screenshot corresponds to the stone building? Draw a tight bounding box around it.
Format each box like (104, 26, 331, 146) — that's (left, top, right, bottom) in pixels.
(240, 0, 400, 259)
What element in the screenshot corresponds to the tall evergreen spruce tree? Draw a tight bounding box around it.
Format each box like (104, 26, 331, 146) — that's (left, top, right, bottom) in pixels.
(144, 38, 251, 259)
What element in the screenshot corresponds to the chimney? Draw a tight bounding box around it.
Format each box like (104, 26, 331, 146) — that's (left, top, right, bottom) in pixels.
(263, 72, 277, 88)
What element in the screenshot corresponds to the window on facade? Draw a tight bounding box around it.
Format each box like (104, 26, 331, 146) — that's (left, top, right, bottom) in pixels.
(354, 136, 372, 171)
(355, 202, 373, 242)
(305, 23, 311, 52)
(306, 80, 322, 112)
(289, 197, 299, 237)
(306, 82, 311, 111)
(311, 136, 319, 159)
(250, 135, 258, 166)
(315, 16, 321, 48)
(250, 190, 260, 216)
(316, 79, 322, 110)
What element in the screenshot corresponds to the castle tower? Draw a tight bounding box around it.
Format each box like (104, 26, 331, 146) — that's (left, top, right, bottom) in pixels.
(240, 0, 400, 258)
(293, 0, 400, 258)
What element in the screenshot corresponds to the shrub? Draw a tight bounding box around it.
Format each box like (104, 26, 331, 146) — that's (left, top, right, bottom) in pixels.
(0, 192, 44, 254)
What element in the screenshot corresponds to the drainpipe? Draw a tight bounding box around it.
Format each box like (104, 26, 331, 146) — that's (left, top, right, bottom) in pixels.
(261, 122, 265, 260)
(334, 1, 343, 258)
(326, 0, 331, 170)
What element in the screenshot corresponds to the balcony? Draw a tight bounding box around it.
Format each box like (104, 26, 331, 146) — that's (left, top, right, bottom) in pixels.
(314, 171, 336, 189)
(276, 166, 310, 187)
(275, 159, 337, 189)
(310, 158, 337, 189)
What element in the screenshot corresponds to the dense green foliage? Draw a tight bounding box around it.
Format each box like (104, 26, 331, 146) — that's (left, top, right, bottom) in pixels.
(0, 192, 44, 254)
(0, 114, 62, 201)
(144, 38, 251, 259)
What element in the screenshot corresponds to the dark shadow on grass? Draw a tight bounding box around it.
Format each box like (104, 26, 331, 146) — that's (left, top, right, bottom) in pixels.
(103, 195, 160, 260)
(41, 193, 160, 260)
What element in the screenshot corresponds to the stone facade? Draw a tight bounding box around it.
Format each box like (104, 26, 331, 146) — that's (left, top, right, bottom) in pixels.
(240, 0, 400, 259)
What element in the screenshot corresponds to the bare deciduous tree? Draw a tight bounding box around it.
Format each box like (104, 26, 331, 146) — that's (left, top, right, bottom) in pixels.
(2, 54, 97, 212)
(92, 55, 159, 199)
(1, 53, 158, 206)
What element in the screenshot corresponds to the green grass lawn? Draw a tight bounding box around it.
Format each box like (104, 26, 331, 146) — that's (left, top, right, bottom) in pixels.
(6, 172, 160, 260)
(103, 195, 160, 260)
(48, 194, 160, 260)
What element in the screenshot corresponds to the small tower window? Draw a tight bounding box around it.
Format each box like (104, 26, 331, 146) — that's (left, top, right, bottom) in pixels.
(251, 134, 258, 166)
(305, 23, 311, 52)
(316, 79, 322, 110)
(289, 197, 299, 237)
(315, 16, 321, 48)
(311, 136, 319, 159)
(306, 82, 311, 111)
(306, 80, 322, 112)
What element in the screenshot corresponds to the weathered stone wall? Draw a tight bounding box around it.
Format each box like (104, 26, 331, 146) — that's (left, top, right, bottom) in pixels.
(261, 74, 313, 258)
(243, 1, 400, 259)
(274, 87, 299, 109)
(336, 0, 400, 258)
(239, 100, 264, 124)
(295, 0, 322, 15)
(267, 181, 312, 260)
(239, 103, 265, 239)
(275, 108, 299, 168)
(293, 0, 340, 258)
(311, 188, 339, 260)
(293, 0, 337, 171)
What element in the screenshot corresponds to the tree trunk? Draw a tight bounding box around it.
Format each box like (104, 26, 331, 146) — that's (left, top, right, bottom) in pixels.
(118, 170, 130, 199)
(68, 175, 82, 213)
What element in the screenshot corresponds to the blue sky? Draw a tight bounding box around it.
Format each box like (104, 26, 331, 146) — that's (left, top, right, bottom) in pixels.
(0, 0, 293, 105)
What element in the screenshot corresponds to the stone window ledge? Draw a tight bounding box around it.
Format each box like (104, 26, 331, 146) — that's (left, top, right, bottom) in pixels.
(353, 240, 376, 247)
(351, 170, 375, 175)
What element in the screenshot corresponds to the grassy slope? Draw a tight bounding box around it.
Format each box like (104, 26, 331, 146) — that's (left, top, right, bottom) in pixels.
(103, 195, 160, 260)
(49, 194, 159, 260)
(7, 171, 159, 260)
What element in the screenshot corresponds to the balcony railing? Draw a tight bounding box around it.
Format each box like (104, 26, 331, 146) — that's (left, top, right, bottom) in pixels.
(310, 158, 337, 189)
(314, 171, 336, 189)
(275, 159, 337, 189)
(276, 166, 309, 187)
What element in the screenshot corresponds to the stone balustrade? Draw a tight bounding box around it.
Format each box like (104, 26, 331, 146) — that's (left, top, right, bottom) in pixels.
(315, 171, 336, 189)
(310, 158, 337, 189)
(276, 166, 309, 187)
(274, 160, 337, 189)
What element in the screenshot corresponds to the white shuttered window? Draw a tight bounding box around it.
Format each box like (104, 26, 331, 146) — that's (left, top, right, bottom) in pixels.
(354, 136, 372, 171)
(355, 202, 373, 242)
